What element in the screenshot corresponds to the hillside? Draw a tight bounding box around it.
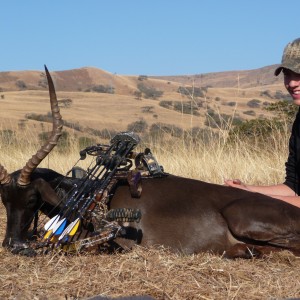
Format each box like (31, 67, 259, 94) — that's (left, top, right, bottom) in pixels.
(0, 65, 289, 140)
(0, 64, 284, 92)
(151, 65, 283, 89)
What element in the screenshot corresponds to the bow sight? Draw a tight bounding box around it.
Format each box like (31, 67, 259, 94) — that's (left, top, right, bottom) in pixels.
(36, 131, 165, 253)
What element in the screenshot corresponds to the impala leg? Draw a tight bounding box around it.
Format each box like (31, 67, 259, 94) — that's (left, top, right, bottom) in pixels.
(221, 196, 300, 255)
(223, 243, 284, 259)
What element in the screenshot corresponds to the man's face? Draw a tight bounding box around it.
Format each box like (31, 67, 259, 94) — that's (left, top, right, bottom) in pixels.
(283, 68, 300, 105)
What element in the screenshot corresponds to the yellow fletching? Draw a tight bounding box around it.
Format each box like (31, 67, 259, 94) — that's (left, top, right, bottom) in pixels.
(69, 220, 80, 236)
(50, 236, 58, 243)
(43, 230, 52, 240)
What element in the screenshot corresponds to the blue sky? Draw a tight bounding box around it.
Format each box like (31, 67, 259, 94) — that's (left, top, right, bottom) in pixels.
(1, 1, 299, 75)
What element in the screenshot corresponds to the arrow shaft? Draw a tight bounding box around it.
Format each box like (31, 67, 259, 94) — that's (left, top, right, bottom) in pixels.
(49, 137, 138, 248)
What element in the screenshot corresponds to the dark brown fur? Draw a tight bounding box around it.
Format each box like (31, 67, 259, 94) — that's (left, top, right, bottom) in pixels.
(109, 175, 300, 258)
(0, 168, 73, 253)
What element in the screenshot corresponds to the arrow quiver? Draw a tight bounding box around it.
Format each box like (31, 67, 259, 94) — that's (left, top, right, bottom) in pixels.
(36, 131, 167, 254)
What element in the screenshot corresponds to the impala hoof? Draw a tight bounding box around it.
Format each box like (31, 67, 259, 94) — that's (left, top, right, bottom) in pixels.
(17, 247, 37, 257)
(9, 242, 37, 256)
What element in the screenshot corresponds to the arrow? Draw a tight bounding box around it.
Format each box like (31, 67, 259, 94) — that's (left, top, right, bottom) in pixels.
(59, 140, 137, 243)
(58, 218, 80, 241)
(45, 133, 139, 248)
(43, 217, 66, 240)
(44, 214, 60, 231)
(42, 178, 94, 241)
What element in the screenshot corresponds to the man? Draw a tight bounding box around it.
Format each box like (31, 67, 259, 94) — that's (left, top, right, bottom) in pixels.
(225, 38, 300, 208)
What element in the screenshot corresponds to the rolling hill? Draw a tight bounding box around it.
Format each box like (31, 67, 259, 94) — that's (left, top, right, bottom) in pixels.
(0, 65, 289, 140)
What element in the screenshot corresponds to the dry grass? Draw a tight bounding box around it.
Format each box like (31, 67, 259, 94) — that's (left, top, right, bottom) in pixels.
(0, 244, 300, 300)
(0, 123, 298, 299)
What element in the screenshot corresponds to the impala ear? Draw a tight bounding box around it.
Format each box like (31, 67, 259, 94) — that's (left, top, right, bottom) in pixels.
(34, 178, 61, 207)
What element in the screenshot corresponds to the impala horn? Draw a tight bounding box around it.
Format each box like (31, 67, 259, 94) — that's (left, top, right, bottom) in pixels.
(17, 65, 63, 186)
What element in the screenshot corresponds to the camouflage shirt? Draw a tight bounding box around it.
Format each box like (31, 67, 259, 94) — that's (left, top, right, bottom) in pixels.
(285, 108, 300, 194)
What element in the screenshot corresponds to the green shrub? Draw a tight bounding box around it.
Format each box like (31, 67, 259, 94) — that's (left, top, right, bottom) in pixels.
(127, 119, 148, 133)
(159, 100, 200, 116)
(264, 100, 298, 124)
(56, 131, 71, 151)
(228, 118, 283, 142)
(38, 131, 71, 152)
(177, 86, 205, 98)
(0, 129, 16, 145)
(16, 80, 27, 90)
(173, 101, 200, 116)
(62, 120, 83, 132)
(86, 128, 117, 139)
(243, 110, 256, 116)
(149, 122, 182, 138)
(38, 131, 49, 143)
(25, 113, 52, 122)
(25, 113, 84, 132)
(159, 100, 173, 109)
(18, 119, 27, 130)
(58, 98, 73, 108)
(183, 127, 219, 144)
(227, 101, 236, 107)
(86, 85, 115, 94)
(78, 136, 96, 149)
(141, 106, 154, 113)
(133, 90, 142, 100)
(260, 90, 272, 98)
(247, 99, 261, 108)
(274, 90, 289, 100)
(138, 75, 148, 81)
(137, 83, 163, 99)
(205, 113, 241, 128)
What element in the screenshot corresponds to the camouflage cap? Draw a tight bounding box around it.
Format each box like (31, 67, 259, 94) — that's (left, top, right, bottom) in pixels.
(275, 38, 300, 76)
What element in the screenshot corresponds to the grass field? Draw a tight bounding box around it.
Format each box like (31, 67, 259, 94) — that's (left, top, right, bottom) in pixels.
(1, 122, 299, 300)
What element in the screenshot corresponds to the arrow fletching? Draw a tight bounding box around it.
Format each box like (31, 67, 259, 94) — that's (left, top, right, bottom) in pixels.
(43, 217, 66, 240)
(43, 229, 53, 240)
(44, 214, 60, 231)
(58, 218, 78, 241)
(53, 218, 67, 236)
(69, 219, 81, 236)
(58, 218, 81, 245)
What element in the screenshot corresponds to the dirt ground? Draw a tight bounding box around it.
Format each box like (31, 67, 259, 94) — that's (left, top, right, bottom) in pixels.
(0, 203, 300, 300)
